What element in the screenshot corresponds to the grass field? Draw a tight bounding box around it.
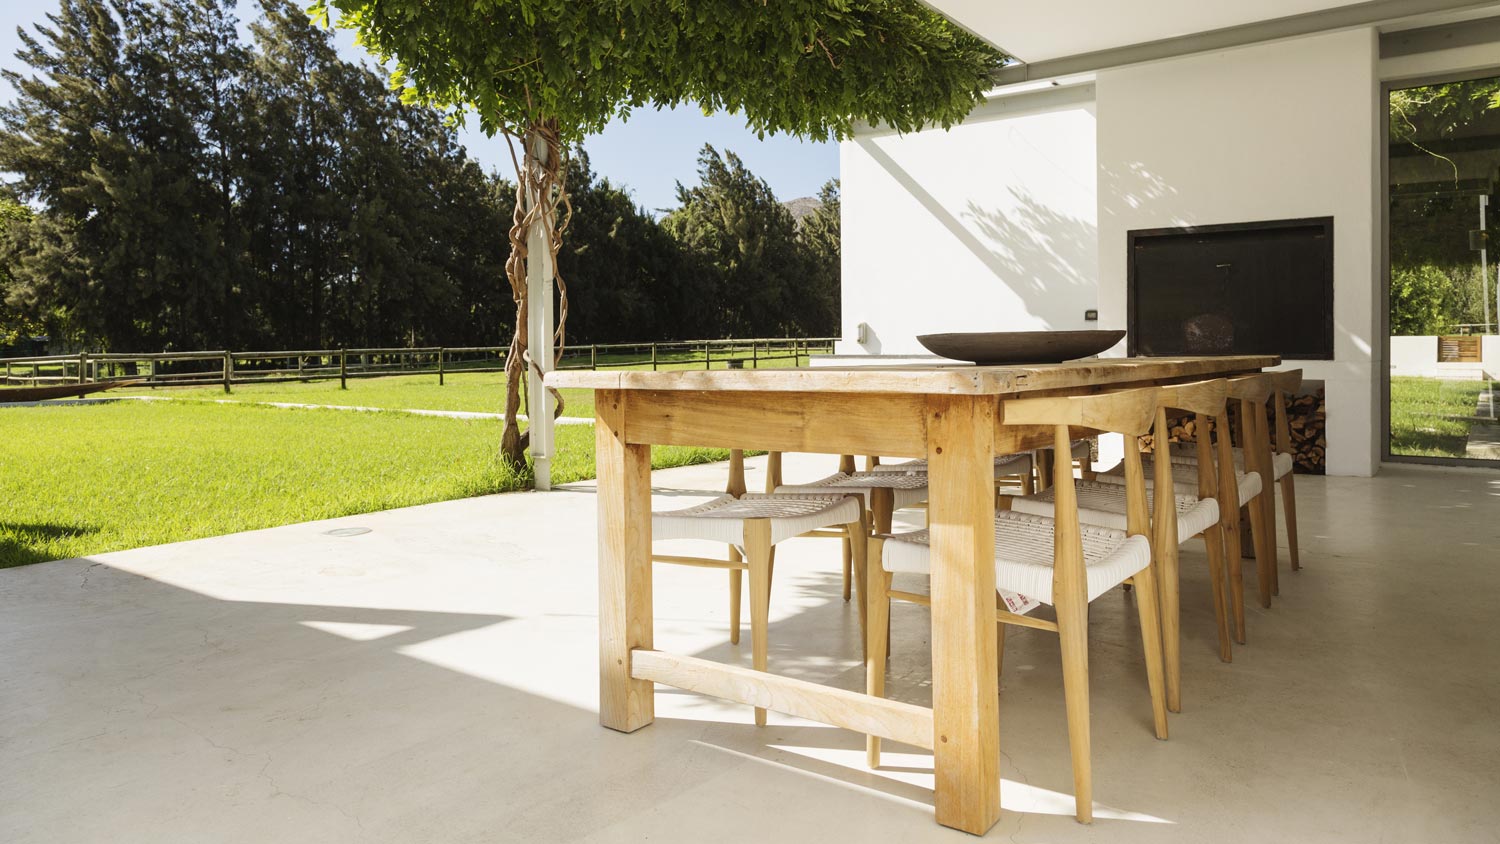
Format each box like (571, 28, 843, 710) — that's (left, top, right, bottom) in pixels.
(1388, 376, 1490, 457)
(107, 352, 805, 419)
(1, 399, 731, 568)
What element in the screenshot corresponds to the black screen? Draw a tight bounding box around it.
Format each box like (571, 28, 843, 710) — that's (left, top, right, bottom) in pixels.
(1127, 218, 1334, 360)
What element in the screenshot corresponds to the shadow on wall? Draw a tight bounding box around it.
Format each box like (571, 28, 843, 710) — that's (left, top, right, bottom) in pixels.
(853, 136, 1097, 333)
(961, 190, 1097, 328)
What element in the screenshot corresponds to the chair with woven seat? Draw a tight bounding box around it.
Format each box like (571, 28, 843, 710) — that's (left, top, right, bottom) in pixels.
(865, 386, 1167, 824)
(869, 451, 1037, 495)
(651, 492, 866, 726)
(1091, 373, 1278, 628)
(1004, 380, 1234, 713)
(1167, 370, 1303, 574)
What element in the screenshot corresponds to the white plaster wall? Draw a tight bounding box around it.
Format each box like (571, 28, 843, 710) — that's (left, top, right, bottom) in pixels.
(1095, 29, 1382, 476)
(1390, 335, 1500, 379)
(839, 84, 1098, 356)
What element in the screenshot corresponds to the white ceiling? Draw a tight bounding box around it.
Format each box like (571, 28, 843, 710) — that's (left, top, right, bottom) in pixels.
(929, 0, 1378, 62)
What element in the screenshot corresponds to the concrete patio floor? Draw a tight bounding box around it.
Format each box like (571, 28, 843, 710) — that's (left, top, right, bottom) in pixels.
(3, 456, 1497, 842)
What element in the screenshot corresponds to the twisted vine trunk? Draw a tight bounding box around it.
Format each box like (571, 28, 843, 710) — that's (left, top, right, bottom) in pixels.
(500, 120, 569, 475)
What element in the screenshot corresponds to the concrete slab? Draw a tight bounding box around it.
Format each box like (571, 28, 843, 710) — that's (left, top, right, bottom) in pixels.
(2, 456, 1498, 842)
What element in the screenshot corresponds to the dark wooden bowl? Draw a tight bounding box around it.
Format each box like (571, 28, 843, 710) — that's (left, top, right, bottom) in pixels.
(916, 330, 1126, 365)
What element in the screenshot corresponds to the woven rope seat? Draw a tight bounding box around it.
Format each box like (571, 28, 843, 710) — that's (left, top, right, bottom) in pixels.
(1167, 442, 1293, 480)
(880, 510, 1152, 612)
(775, 471, 929, 509)
(1095, 458, 1263, 501)
(652, 493, 862, 546)
(868, 452, 1033, 477)
(1008, 481, 1220, 544)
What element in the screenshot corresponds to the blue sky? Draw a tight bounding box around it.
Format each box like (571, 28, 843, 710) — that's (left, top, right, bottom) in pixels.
(0, 1, 839, 212)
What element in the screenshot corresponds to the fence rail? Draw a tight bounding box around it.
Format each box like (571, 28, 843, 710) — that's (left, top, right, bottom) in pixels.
(0, 337, 838, 392)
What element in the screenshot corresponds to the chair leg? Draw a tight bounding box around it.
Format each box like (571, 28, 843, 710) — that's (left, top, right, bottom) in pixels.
(1055, 585, 1093, 823)
(1224, 508, 1247, 644)
(1130, 567, 1171, 741)
(1246, 495, 1272, 609)
(846, 515, 869, 656)
(1156, 537, 1182, 713)
(1202, 524, 1232, 663)
(842, 534, 853, 602)
(728, 563, 742, 645)
(995, 607, 1007, 685)
(870, 487, 895, 535)
(744, 520, 774, 727)
(1280, 472, 1301, 571)
(865, 538, 890, 769)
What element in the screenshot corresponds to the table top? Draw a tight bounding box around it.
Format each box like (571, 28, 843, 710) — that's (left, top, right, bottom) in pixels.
(547, 355, 1279, 396)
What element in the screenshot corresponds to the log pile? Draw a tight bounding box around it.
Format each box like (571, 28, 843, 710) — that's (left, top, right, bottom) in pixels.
(1137, 388, 1327, 475)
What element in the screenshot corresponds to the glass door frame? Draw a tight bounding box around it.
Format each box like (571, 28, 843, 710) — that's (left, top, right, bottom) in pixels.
(1381, 67, 1500, 469)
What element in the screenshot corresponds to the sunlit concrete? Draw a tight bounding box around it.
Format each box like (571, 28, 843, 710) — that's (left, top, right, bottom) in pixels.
(2, 457, 1497, 842)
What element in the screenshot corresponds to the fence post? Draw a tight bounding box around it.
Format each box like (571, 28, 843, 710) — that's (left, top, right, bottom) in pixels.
(650, 344, 658, 371)
(704, 342, 711, 370)
(78, 351, 87, 384)
(222, 351, 233, 393)
(751, 342, 759, 369)
(590, 344, 598, 370)
(339, 348, 347, 390)
(438, 348, 445, 385)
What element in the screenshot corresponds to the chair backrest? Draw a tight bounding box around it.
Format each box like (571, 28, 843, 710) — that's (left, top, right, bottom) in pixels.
(1270, 369, 1303, 456)
(1002, 387, 1157, 609)
(1156, 379, 1228, 418)
(1226, 372, 1273, 403)
(1150, 379, 1228, 546)
(998, 387, 1157, 438)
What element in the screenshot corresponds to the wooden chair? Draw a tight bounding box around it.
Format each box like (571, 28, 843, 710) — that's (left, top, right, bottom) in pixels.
(865, 386, 1167, 824)
(1003, 380, 1235, 713)
(868, 451, 1038, 496)
(651, 491, 866, 725)
(1093, 373, 1277, 634)
(1033, 438, 1098, 491)
(1168, 369, 1302, 576)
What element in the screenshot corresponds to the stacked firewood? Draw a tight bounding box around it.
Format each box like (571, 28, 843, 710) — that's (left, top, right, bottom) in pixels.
(1137, 389, 1327, 475)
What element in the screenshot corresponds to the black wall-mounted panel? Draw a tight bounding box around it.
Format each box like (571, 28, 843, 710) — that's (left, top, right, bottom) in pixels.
(1127, 217, 1334, 360)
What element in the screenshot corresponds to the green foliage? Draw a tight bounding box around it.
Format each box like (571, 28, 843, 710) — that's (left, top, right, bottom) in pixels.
(314, 0, 1005, 142)
(661, 145, 836, 336)
(798, 179, 842, 334)
(0, 195, 43, 346)
(1390, 78, 1500, 147)
(1388, 76, 1500, 333)
(1390, 264, 1454, 335)
(0, 0, 512, 351)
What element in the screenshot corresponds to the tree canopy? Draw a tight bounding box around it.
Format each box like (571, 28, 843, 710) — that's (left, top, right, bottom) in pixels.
(0, 0, 842, 354)
(313, 0, 1006, 141)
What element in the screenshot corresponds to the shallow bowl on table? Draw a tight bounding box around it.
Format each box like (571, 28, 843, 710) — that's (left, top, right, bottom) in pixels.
(916, 330, 1126, 365)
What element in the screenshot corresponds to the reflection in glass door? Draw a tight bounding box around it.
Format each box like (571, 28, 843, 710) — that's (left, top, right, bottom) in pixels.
(1387, 75, 1500, 463)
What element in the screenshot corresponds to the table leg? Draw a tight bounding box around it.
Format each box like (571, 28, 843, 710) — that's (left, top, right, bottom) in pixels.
(925, 394, 1001, 835)
(597, 389, 654, 732)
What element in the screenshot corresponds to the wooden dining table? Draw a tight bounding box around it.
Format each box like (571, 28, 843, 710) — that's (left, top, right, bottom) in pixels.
(547, 354, 1277, 835)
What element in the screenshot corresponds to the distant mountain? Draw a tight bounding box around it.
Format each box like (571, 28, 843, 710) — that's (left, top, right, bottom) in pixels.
(783, 196, 822, 223)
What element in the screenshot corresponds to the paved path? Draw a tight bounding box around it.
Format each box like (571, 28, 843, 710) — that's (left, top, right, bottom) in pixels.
(13, 394, 594, 424)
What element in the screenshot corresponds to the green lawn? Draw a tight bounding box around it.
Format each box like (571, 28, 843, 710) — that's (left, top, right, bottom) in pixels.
(1, 400, 731, 567)
(108, 352, 805, 419)
(1389, 376, 1490, 457)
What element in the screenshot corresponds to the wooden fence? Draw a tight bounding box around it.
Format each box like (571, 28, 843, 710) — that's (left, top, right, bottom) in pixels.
(0, 338, 838, 393)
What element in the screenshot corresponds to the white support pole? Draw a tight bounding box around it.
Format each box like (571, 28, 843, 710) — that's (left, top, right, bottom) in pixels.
(1482, 196, 1492, 334)
(526, 136, 557, 490)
